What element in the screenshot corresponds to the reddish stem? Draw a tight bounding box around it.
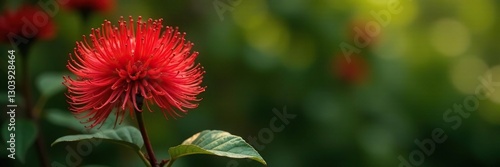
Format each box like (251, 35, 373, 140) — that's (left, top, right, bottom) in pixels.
(135, 96, 158, 166)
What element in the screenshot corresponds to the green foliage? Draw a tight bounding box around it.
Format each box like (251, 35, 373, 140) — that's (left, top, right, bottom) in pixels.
(36, 72, 67, 97)
(51, 126, 145, 161)
(168, 130, 267, 166)
(46, 109, 126, 133)
(45, 109, 87, 132)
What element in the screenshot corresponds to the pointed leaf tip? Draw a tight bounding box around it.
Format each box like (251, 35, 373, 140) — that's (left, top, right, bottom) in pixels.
(168, 130, 267, 166)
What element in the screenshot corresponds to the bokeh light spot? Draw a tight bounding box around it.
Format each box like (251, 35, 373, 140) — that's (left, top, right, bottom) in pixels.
(458, 0, 496, 33)
(485, 66, 500, 104)
(450, 56, 488, 94)
(431, 19, 471, 57)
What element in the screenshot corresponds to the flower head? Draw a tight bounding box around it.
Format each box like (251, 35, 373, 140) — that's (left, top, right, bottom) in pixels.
(64, 16, 205, 128)
(0, 5, 55, 43)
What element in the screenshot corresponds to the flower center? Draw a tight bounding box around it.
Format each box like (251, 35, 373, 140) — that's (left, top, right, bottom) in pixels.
(128, 61, 147, 80)
(116, 60, 150, 82)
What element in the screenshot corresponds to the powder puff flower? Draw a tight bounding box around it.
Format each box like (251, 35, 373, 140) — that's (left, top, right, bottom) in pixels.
(64, 16, 205, 128)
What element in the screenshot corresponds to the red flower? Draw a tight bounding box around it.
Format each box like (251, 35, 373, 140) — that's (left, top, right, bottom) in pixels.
(64, 16, 205, 128)
(64, 0, 114, 13)
(0, 5, 55, 43)
(333, 54, 369, 84)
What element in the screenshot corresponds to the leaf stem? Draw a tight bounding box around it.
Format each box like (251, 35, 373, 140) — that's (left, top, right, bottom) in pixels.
(165, 159, 175, 167)
(33, 95, 48, 120)
(135, 95, 158, 167)
(158, 159, 169, 167)
(138, 151, 152, 167)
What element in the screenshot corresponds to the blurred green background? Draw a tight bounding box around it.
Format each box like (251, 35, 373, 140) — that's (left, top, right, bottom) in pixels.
(1, 0, 500, 166)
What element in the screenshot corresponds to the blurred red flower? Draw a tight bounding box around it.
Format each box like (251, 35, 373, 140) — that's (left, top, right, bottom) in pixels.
(64, 0, 114, 13)
(64, 16, 205, 128)
(0, 5, 55, 43)
(333, 54, 369, 84)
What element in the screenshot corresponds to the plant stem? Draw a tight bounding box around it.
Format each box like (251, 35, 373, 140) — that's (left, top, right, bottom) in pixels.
(33, 95, 48, 119)
(135, 95, 158, 167)
(165, 159, 175, 167)
(20, 45, 50, 167)
(19, 43, 33, 117)
(158, 159, 169, 167)
(138, 151, 152, 167)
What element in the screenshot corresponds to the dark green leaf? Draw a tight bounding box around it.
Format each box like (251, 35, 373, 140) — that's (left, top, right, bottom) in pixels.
(51, 126, 143, 151)
(168, 130, 266, 165)
(45, 109, 87, 132)
(46, 109, 126, 133)
(36, 72, 67, 97)
(52, 126, 150, 166)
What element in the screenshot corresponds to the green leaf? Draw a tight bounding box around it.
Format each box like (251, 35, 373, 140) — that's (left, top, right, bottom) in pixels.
(45, 109, 87, 132)
(52, 126, 150, 166)
(168, 130, 267, 166)
(36, 72, 67, 97)
(1, 118, 37, 163)
(51, 126, 143, 150)
(46, 109, 127, 133)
